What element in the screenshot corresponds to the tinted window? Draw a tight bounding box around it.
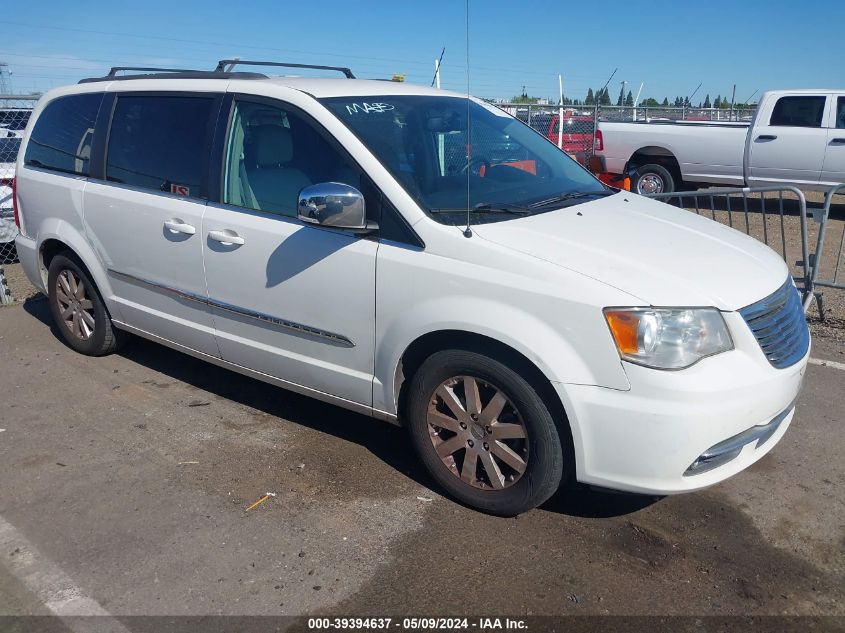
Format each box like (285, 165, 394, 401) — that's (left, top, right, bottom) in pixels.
(223, 99, 360, 217)
(24, 93, 103, 176)
(836, 97, 845, 129)
(106, 95, 215, 198)
(769, 96, 826, 128)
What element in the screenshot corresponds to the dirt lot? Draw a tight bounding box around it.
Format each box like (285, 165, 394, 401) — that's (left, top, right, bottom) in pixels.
(0, 293, 843, 630)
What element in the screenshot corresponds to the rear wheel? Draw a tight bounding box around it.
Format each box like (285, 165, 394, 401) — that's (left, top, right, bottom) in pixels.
(406, 350, 565, 515)
(47, 252, 124, 356)
(634, 163, 675, 194)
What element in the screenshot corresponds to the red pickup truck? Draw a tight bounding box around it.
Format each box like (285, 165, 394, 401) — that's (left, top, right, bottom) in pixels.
(527, 112, 595, 161)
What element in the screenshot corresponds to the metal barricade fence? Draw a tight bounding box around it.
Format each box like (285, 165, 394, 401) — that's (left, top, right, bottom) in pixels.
(645, 187, 815, 310)
(809, 184, 845, 317)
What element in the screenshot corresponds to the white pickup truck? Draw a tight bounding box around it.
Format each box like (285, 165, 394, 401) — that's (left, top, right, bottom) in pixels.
(594, 89, 845, 194)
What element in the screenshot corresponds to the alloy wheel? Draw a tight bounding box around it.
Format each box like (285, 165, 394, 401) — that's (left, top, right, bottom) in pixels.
(55, 269, 95, 340)
(426, 375, 529, 490)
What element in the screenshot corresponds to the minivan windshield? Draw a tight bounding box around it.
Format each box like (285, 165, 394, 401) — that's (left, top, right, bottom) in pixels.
(321, 95, 609, 224)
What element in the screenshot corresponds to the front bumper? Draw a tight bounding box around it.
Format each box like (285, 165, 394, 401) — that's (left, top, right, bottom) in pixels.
(556, 311, 808, 495)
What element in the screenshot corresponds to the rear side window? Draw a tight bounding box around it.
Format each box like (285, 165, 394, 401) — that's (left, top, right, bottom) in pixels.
(24, 93, 103, 176)
(106, 95, 216, 198)
(769, 96, 826, 128)
(836, 97, 845, 129)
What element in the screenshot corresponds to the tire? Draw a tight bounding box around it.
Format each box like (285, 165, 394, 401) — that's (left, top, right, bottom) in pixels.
(47, 251, 125, 356)
(406, 349, 565, 515)
(634, 163, 675, 194)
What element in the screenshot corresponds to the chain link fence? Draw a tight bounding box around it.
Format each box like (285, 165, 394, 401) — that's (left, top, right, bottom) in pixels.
(0, 96, 37, 305)
(1, 96, 37, 266)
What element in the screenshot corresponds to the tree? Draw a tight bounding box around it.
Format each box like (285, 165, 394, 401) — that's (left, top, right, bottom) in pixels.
(616, 85, 625, 106)
(640, 97, 660, 107)
(511, 94, 540, 104)
(599, 88, 611, 105)
(585, 88, 595, 106)
(703, 94, 711, 108)
(625, 90, 634, 106)
(662, 97, 669, 106)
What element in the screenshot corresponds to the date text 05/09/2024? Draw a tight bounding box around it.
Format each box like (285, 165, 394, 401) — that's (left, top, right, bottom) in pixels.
(307, 617, 529, 630)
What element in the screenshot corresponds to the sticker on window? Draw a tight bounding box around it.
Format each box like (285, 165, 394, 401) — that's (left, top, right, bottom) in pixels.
(345, 102, 395, 115)
(170, 183, 190, 196)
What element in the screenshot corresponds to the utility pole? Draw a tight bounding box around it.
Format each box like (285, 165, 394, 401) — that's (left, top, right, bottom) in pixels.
(558, 74, 564, 149)
(0, 63, 10, 94)
(633, 82, 644, 121)
(730, 83, 736, 120)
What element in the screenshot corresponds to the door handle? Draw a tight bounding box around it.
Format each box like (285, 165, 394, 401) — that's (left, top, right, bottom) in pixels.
(757, 134, 777, 141)
(163, 219, 196, 235)
(208, 229, 245, 246)
(831, 138, 845, 144)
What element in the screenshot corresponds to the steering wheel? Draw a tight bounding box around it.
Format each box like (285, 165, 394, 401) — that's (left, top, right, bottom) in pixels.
(459, 156, 490, 177)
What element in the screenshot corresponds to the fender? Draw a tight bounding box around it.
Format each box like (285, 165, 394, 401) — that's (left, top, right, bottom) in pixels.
(373, 294, 631, 417)
(34, 217, 125, 323)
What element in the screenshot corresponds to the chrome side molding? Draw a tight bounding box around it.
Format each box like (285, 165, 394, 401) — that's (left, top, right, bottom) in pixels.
(107, 268, 355, 347)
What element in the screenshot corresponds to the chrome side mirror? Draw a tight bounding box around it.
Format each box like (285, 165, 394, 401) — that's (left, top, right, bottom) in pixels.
(297, 182, 366, 230)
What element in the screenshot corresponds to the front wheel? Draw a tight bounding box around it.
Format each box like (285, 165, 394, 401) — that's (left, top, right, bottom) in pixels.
(406, 350, 565, 515)
(634, 163, 675, 194)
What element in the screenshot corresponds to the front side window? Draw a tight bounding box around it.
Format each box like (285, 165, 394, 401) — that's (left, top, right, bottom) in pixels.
(320, 95, 605, 225)
(223, 99, 360, 218)
(106, 95, 215, 198)
(24, 93, 103, 176)
(769, 96, 826, 128)
(836, 97, 845, 129)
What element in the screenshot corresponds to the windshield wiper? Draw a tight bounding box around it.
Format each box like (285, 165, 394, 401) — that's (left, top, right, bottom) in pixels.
(430, 202, 531, 215)
(529, 190, 615, 209)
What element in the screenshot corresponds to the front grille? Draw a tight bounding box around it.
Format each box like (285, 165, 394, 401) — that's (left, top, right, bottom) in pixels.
(739, 279, 809, 369)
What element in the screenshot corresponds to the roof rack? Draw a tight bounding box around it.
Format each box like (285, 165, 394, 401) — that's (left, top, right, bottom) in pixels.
(105, 66, 201, 77)
(214, 59, 355, 79)
(79, 66, 268, 83)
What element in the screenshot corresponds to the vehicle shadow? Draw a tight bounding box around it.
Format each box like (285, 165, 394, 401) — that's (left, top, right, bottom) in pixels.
(24, 295, 661, 520)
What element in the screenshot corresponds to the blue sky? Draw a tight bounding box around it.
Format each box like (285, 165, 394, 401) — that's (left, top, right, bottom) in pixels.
(3, 0, 844, 104)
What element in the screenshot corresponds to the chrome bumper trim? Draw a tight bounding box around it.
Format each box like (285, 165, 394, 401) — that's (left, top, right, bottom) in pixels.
(684, 403, 793, 476)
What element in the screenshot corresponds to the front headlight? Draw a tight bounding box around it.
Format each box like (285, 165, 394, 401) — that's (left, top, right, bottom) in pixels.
(603, 307, 733, 370)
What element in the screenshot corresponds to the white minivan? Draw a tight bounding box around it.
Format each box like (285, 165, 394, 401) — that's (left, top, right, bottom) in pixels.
(13, 62, 809, 515)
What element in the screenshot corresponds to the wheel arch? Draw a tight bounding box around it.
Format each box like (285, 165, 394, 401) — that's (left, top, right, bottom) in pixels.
(36, 220, 117, 316)
(392, 329, 574, 457)
(627, 146, 682, 183)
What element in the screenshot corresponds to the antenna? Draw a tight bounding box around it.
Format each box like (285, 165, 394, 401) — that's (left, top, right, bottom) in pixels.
(464, 0, 472, 238)
(430, 47, 445, 87)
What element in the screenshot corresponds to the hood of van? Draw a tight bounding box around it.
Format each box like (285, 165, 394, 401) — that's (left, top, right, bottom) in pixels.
(472, 193, 789, 311)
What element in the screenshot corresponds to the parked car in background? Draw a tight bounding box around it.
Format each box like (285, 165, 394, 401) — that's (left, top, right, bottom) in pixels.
(527, 112, 595, 160)
(0, 136, 22, 261)
(594, 89, 845, 194)
(14, 64, 808, 515)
